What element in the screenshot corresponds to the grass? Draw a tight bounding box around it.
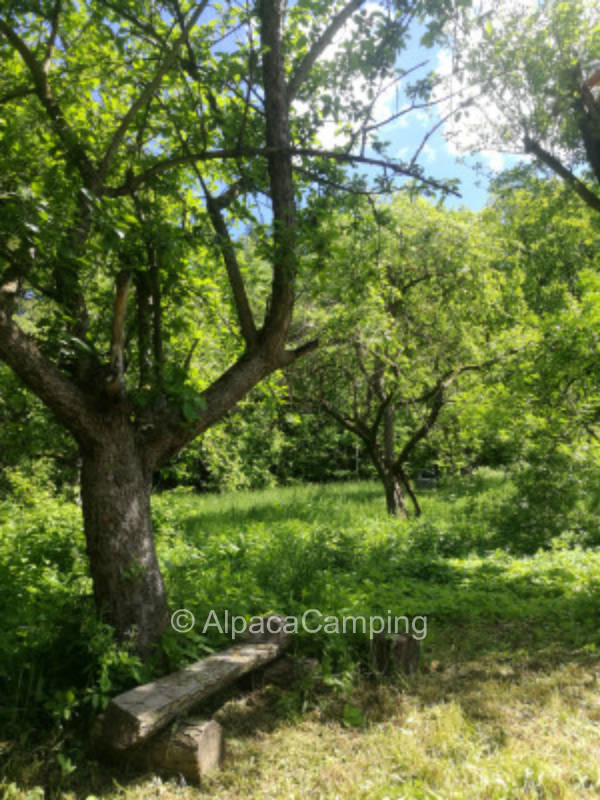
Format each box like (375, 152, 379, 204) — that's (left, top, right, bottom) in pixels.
(1, 470, 599, 798)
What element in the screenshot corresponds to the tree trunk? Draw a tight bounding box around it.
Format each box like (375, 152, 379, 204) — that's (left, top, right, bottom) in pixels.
(383, 470, 407, 517)
(382, 401, 408, 517)
(401, 470, 422, 517)
(80, 417, 168, 658)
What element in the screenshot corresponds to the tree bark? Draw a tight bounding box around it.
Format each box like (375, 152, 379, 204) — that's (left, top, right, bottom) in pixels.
(401, 470, 422, 517)
(80, 416, 168, 658)
(383, 469, 407, 517)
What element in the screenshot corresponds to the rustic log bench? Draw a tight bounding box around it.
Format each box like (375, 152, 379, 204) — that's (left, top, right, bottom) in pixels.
(93, 618, 420, 784)
(93, 616, 291, 783)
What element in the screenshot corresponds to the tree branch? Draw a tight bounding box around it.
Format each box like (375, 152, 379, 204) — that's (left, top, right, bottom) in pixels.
(287, 0, 365, 103)
(258, 0, 297, 353)
(193, 170, 257, 348)
(395, 380, 445, 468)
(205, 188, 258, 347)
(183, 338, 200, 374)
(394, 357, 501, 468)
(316, 397, 371, 442)
(103, 146, 460, 197)
(0, 85, 35, 104)
(524, 136, 600, 214)
(0, 305, 100, 445)
(96, 0, 210, 183)
(105, 270, 131, 398)
(42, 0, 62, 70)
(280, 337, 319, 365)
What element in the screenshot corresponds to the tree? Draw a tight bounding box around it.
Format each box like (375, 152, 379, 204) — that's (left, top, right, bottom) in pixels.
(288, 195, 521, 516)
(454, 172, 600, 549)
(475, 173, 600, 448)
(0, 0, 457, 654)
(440, 0, 600, 212)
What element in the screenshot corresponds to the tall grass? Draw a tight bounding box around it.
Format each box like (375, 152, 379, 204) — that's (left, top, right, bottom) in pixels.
(1, 469, 599, 797)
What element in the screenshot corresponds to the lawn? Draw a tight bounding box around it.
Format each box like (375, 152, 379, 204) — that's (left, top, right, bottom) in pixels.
(1, 471, 599, 798)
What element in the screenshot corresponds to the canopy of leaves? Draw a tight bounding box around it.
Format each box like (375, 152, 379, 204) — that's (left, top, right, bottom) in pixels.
(288, 194, 525, 471)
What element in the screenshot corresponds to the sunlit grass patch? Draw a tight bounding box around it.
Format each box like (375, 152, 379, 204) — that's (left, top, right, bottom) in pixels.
(1, 474, 599, 799)
(66, 660, 598, 800)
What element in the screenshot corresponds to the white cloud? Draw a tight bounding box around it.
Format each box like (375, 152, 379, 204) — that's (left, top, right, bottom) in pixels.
(422, 143, 437, 164)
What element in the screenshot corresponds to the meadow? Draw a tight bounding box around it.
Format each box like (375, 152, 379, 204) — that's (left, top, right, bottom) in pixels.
(1, 469, 599, 799)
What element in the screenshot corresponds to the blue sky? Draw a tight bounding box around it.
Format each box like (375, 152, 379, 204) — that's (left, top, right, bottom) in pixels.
(364, 21, 493, 211)
(334, 11, 523, 212)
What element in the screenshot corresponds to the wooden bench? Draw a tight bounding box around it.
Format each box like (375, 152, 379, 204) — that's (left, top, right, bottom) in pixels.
(93, 616, 291, 783)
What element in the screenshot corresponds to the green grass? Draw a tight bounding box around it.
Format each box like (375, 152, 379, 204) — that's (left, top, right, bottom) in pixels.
(1, 471, 599, 798)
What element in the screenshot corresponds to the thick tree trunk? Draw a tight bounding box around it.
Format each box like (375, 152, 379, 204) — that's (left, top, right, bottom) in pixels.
(80, 418, 168, 658)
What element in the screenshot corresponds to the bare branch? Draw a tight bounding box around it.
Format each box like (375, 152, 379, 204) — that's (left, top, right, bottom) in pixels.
(103, 145, 460, 197)
(409, 97, 473, 170)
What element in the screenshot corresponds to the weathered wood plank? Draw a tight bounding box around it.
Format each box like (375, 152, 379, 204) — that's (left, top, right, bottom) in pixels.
(99, 638, 290, 750)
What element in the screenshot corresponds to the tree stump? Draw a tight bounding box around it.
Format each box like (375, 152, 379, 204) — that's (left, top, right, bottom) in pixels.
(371, 633, 420, 676)
(93, 716, 223, 784)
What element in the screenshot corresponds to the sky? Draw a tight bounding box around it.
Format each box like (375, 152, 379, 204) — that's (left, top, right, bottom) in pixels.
(380, 38, 498, 212)
(332, 12, 523, 212)
(301, 0, 600, 212)
(299, 5, 517, 212)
